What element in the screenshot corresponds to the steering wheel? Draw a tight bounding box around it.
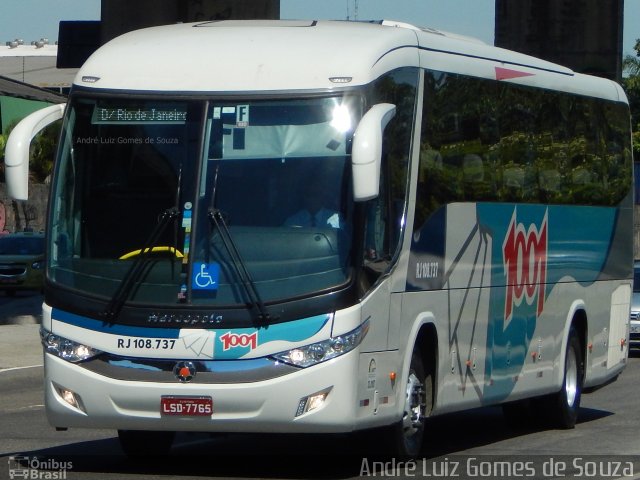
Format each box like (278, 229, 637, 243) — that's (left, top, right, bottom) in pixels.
(119, 246, 184, 260)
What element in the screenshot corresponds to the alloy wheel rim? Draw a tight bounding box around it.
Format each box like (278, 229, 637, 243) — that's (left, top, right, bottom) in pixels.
(403, 372, 426, 438)
(565, 348, 578, 406)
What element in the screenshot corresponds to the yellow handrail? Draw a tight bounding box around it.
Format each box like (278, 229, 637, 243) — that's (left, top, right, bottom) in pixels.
(119, 246, 184, 260)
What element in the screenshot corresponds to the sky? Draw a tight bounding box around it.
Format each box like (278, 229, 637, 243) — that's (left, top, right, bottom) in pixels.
(0, 0, 638, 56)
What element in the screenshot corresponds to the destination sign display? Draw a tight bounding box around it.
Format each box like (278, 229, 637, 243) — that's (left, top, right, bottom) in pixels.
(92, 106, 187, 124)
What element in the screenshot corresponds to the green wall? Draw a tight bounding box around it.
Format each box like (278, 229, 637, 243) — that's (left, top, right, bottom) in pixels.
(0, 96, 52, 133)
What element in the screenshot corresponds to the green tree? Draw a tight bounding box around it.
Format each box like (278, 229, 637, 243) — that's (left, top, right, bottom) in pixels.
(30, 122, 61, 183)
(0, 117, 61, 184)
(622, 39, 640, 159)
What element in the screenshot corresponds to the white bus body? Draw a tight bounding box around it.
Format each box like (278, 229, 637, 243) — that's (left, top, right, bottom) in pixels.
(5, 20, 633, 457)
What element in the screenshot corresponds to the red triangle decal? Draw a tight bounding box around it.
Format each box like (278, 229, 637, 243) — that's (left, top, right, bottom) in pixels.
(495, 67, 535, 81)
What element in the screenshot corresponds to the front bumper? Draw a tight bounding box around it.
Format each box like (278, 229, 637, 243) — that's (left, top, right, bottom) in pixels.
(44, 348, 360, 433)
(0, 264, 42, 290)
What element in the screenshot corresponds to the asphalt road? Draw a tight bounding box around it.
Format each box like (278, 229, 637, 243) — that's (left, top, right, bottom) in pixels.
(0, 291, 42, 326)
(1, 295, 639, 479)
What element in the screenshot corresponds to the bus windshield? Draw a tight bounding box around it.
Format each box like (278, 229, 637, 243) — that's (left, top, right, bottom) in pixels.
(48, 95, 359, 312)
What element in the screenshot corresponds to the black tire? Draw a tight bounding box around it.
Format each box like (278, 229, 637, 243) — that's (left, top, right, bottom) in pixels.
(544, 327, 584, 429)
(118, 430, 175, 457)
(385, 349, 433, 458)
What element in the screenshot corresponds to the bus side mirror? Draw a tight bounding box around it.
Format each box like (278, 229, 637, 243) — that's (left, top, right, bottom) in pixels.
(4, 104, 65, 200)
(351, 103, 396, 202)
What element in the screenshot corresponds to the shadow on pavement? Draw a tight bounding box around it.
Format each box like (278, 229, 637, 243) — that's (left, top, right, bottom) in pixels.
(0, 291, 42, 325)
(1, 403, 616, 479)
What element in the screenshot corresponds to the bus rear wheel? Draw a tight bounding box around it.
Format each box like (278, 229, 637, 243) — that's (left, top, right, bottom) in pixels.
(542, 327, 584, 429)
(118, 430, 175, 457)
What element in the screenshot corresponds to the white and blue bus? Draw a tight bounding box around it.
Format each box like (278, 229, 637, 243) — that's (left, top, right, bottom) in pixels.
(5, 20, 634, 457)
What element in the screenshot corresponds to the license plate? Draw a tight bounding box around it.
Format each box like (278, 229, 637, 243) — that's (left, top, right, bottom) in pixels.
(161, 396, 213, 416)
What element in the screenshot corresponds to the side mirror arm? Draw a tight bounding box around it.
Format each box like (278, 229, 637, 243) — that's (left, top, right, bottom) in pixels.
(5, 103, 65, 200)
(351, 103, 396, 202)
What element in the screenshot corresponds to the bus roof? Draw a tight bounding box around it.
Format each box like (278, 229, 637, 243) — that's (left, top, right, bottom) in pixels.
(74, 20, 626, 102)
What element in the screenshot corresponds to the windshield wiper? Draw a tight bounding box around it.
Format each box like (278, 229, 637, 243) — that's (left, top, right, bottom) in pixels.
(102, 207, 180, 322)
(207, 208, 274, 324)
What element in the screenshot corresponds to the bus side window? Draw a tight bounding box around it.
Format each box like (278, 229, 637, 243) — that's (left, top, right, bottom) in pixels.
(364, 197, 385, 261)
(362, 67, 419, 280)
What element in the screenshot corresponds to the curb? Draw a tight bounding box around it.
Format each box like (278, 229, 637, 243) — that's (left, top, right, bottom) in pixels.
(2, 315, 41, 326)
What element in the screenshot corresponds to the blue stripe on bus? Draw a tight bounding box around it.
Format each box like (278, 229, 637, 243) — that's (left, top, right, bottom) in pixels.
(409, 203, 621, 401)
(477, 204, 617, 400)
(51, 309, 331, 352)
(52, 309, 180, 338)
(477, 204, 616, 288)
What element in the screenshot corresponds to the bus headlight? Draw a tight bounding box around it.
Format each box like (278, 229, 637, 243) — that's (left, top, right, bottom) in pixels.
(40, 328, 102, 363)
(271, 321, 369, 368)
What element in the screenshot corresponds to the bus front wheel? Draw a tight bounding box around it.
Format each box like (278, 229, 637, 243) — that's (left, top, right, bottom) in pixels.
(388, 349, 433, 458)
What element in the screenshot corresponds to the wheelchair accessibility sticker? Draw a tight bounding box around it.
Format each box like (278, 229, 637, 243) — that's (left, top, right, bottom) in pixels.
(193, 263, 220, 290)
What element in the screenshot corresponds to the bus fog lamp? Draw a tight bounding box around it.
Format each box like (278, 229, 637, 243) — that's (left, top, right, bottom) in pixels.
(307, 391, 328, 411)
(295, 388, 331, 417)
(55, 384, 86, 413)
(271, 321, 369, 368)
(62, 389, 77, 407)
